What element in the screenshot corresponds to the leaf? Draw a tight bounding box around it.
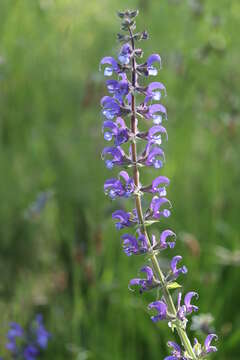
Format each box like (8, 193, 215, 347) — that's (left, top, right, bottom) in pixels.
(167, 282, 182, 290)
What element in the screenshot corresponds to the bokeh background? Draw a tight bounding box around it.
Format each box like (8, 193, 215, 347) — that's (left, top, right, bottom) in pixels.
(0, 0, 239, 359)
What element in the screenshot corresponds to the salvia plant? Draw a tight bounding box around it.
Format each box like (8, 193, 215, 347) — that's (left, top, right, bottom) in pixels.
(100, 9, 218, 360)
(2, 315, 51, 360)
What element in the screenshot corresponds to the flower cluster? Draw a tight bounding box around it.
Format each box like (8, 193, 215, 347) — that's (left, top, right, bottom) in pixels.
(3, 315, 51, 360)
(100, 9, 217, 360)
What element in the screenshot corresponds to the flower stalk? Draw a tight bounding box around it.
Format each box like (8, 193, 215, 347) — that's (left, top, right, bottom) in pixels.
(100, 9, 217, 359)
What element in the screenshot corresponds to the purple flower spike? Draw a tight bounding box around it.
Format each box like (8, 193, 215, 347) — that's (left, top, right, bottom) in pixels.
(100, 12, 217, 359)
(129, 266, 154, 293)
(112, 210, 132, 230)
(147, 54, 162, 76)
(170, 256, 188, 278)
(204, 334, 218, 354)
(147, 82, 166, 100)
(150, 196, 171, 219)
(184, 291, 199, 314)
(148, 300, 167, 322)
(100, 56, 120, 76)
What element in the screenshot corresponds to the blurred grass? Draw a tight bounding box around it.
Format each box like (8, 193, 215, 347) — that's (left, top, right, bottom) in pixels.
(0, 0, 239, 359)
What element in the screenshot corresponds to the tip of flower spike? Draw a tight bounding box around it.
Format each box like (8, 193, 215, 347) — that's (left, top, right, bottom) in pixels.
(117, 9, 139, 19)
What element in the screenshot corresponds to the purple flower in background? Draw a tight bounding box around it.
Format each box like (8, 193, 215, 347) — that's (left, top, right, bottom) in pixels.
(6, 322, 24, 354)
(24, 345, 39, 360)
(35, 315, 51, 349)
(148, 300, 168, 322)
(4, 314, 51, 359)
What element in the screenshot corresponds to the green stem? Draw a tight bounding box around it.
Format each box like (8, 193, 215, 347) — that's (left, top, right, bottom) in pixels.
(128, 27, 197, 360)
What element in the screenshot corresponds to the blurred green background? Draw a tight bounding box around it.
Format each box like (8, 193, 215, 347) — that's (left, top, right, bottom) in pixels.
(0, 0, 239, 359)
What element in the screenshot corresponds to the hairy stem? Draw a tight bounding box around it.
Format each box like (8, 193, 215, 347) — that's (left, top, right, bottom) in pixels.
(128, 27, 197, 360)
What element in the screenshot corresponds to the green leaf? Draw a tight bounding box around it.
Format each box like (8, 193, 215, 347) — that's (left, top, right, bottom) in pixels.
(167, 282, 182, 290)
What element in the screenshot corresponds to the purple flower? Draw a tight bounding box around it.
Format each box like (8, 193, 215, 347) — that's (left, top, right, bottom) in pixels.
(102, 146, 128, 169)
(148, 300, 167, 322)
(104, 178, 124, 199)
(100, 56, 120, 76)
(35, 314, 51, 349)
(148, 125, 168, 145)
(151, 230, 176, 251)
(204, 334, 218, 354)
(145, 146, 165, 169)
(7, 322, 24, 339)
(23, 345, 39, 360)
(130, 266, 156, 293)
(112, 210, 132, 229)
(177, 291, 199, 322)
(147, 104, 167, 124)
(101, 96, 122, 120)
(164, 341, 187, 360)
(147, 82, 166, 101)
(104, 171, 134, 199)
(106, 78, 129, 102)
(102, 118, 129, 145)
(147, 54, 162, 76)
(122, 230, 148, 256)
(6, 322, 24, 354)
(170, 256, 188, 279)
(141, 176, 170, 197)
(149, 196, 171, 219)
(119, 171, 135, 197)
(118, 43, 132, 65)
